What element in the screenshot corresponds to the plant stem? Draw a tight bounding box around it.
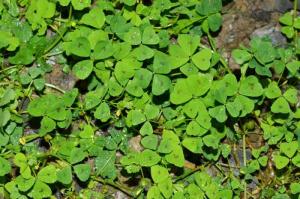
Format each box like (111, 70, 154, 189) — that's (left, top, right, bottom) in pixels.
(0, 65, 19, 74)
(293, 0, 298, 49)
(45, 83, 65, 93)
(91, 177, 137, 198)
(243, 133, 247, 199)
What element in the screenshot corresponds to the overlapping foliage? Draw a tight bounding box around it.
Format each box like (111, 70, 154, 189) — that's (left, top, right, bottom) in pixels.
(0, 0, 300, 198)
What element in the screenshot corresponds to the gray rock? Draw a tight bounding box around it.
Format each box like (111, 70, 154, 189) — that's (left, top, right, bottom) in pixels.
(251, 24, 287, 46)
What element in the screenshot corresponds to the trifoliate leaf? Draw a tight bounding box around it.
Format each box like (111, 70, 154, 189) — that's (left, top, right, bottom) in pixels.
(170, 79, 192, 105)
(209, 105, 227, 123)
(141, 135, 158, 150)
(152, 74, 171, 95)
(80, 7, 105, 29)
(239, 75, 263, 97)
(265, 82, 281, 99)
(94, 102, 111, 122)
(158, 177, 173, 198)
(151, 165, 169, 183)
(165, 145, 184, 167)
(37, 165, 57, 184)
(142, 26, 160, 45)
(232, 49, 252, 65)
(131, 45, 154, 61)
(0, 157, 11, 176)
(29, 181, 52, 199)
(177, 34, 200, 56)
(57, 166, 72, 185)
(182, 137, 203, 154)
(192, 48, 212, 71)
(71, 0, 91, 10)
(40, 116, 56, 136)
(73, 60, 93, 80)
(271, 97, 291, 114)
(74, 164, 91, 182)
(283, 88, 298, 104)
(274, 155, 289, 169)
(280, 141, 298, 158)
(139, 149, 161, 167)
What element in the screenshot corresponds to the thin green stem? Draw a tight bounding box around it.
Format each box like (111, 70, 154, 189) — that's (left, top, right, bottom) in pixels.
(0, 65, 19, 74)
(293, 0, 298, 49)
(45, 83, 65, 93)
(91, 177, 137, 198)
(243, 133, 247, 199)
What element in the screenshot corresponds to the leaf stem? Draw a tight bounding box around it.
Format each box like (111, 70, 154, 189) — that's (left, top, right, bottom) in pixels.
(293, 0, 298, 49)
(243, 133, 247, 199)
(91, 177, 138, 198)
(45, 83, 65, 94)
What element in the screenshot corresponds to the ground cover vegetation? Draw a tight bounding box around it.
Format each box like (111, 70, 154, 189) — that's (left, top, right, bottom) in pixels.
(0, 0, 300, 198)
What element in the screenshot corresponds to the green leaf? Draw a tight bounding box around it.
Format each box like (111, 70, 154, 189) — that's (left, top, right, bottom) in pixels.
(239, 75, 263, 97)
(124, 27, 141, 45)
(165, 145, 184, 167)
(142, 26, 160, 45)
(271, 97, 291, 114)
(134, 69, 153, 89)
(183, 99, 205, 118)
(147, 186, 162, 199)
(283, 88, 298, 104)
(180, 63, 199, 76)
(62, 88, 78, 107)
(192, 48, 212, 71)
(126, 80, 144, 97)
(265, 82, 281, 99)
(16, 176, 35, 192)
(141, 135, 158, 150)
(290, 183, 300, 194)
(94, 102, 111, 122)
(286, 60, 300, 75)
(114, 58, 139, 86)
(209, 105, 227, 123)
(182, 137, 203, 154)
(79, 124, 94, 139)
(158, 177, 173, 198)
(80, 7, 105, 29)
(0, 157, 11, 176)
(140, 121, 153, 136)
(0, 109, 11, 127)
(57, 166, 72, 185)
(170, 79, 192, 105)
(254, 41, 276, 64)
(131, 45, 154, 61)
(232, 49, 252, 65)
(108, 77, 123, 97)
(151, 165, 169, 183)
(9, 47, 34, 65)
(33, 78, 45, 91)
(226, 100, 242, 117)
(74, 164, 91, 181)
(152, 74, 171, 95)
(186, 121, 207, 136)
(139, 149, 161, 167)
(0, 89, 15, 107)
(95, 150, 116, 179)
(281, 26, 294, 38)
(126, 110, 146, 126)
(37, 165, 57, 184)
(235, 95, 254, 117)
(153, 51, 172, 74)
(177, 34, 200, 56)
(292, 154, 300, 167)
(280, 141, 298, 158)
(92, 41, 114, 60)
(203, 134, 219, 149)
(274, 155, 289, 169)
(68, 37, 91, 57)
(40, 116, 56, 136)
(186, 73, 213, 97)
(73, 60, 93, 80)
(69, 148, 87, 164)
(279, 12, 293, 26)
(29, 181, 52, 199)
(71, 0, 91, 10)
(208, 13, 222, 32)
(196, 0, 222, 15)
